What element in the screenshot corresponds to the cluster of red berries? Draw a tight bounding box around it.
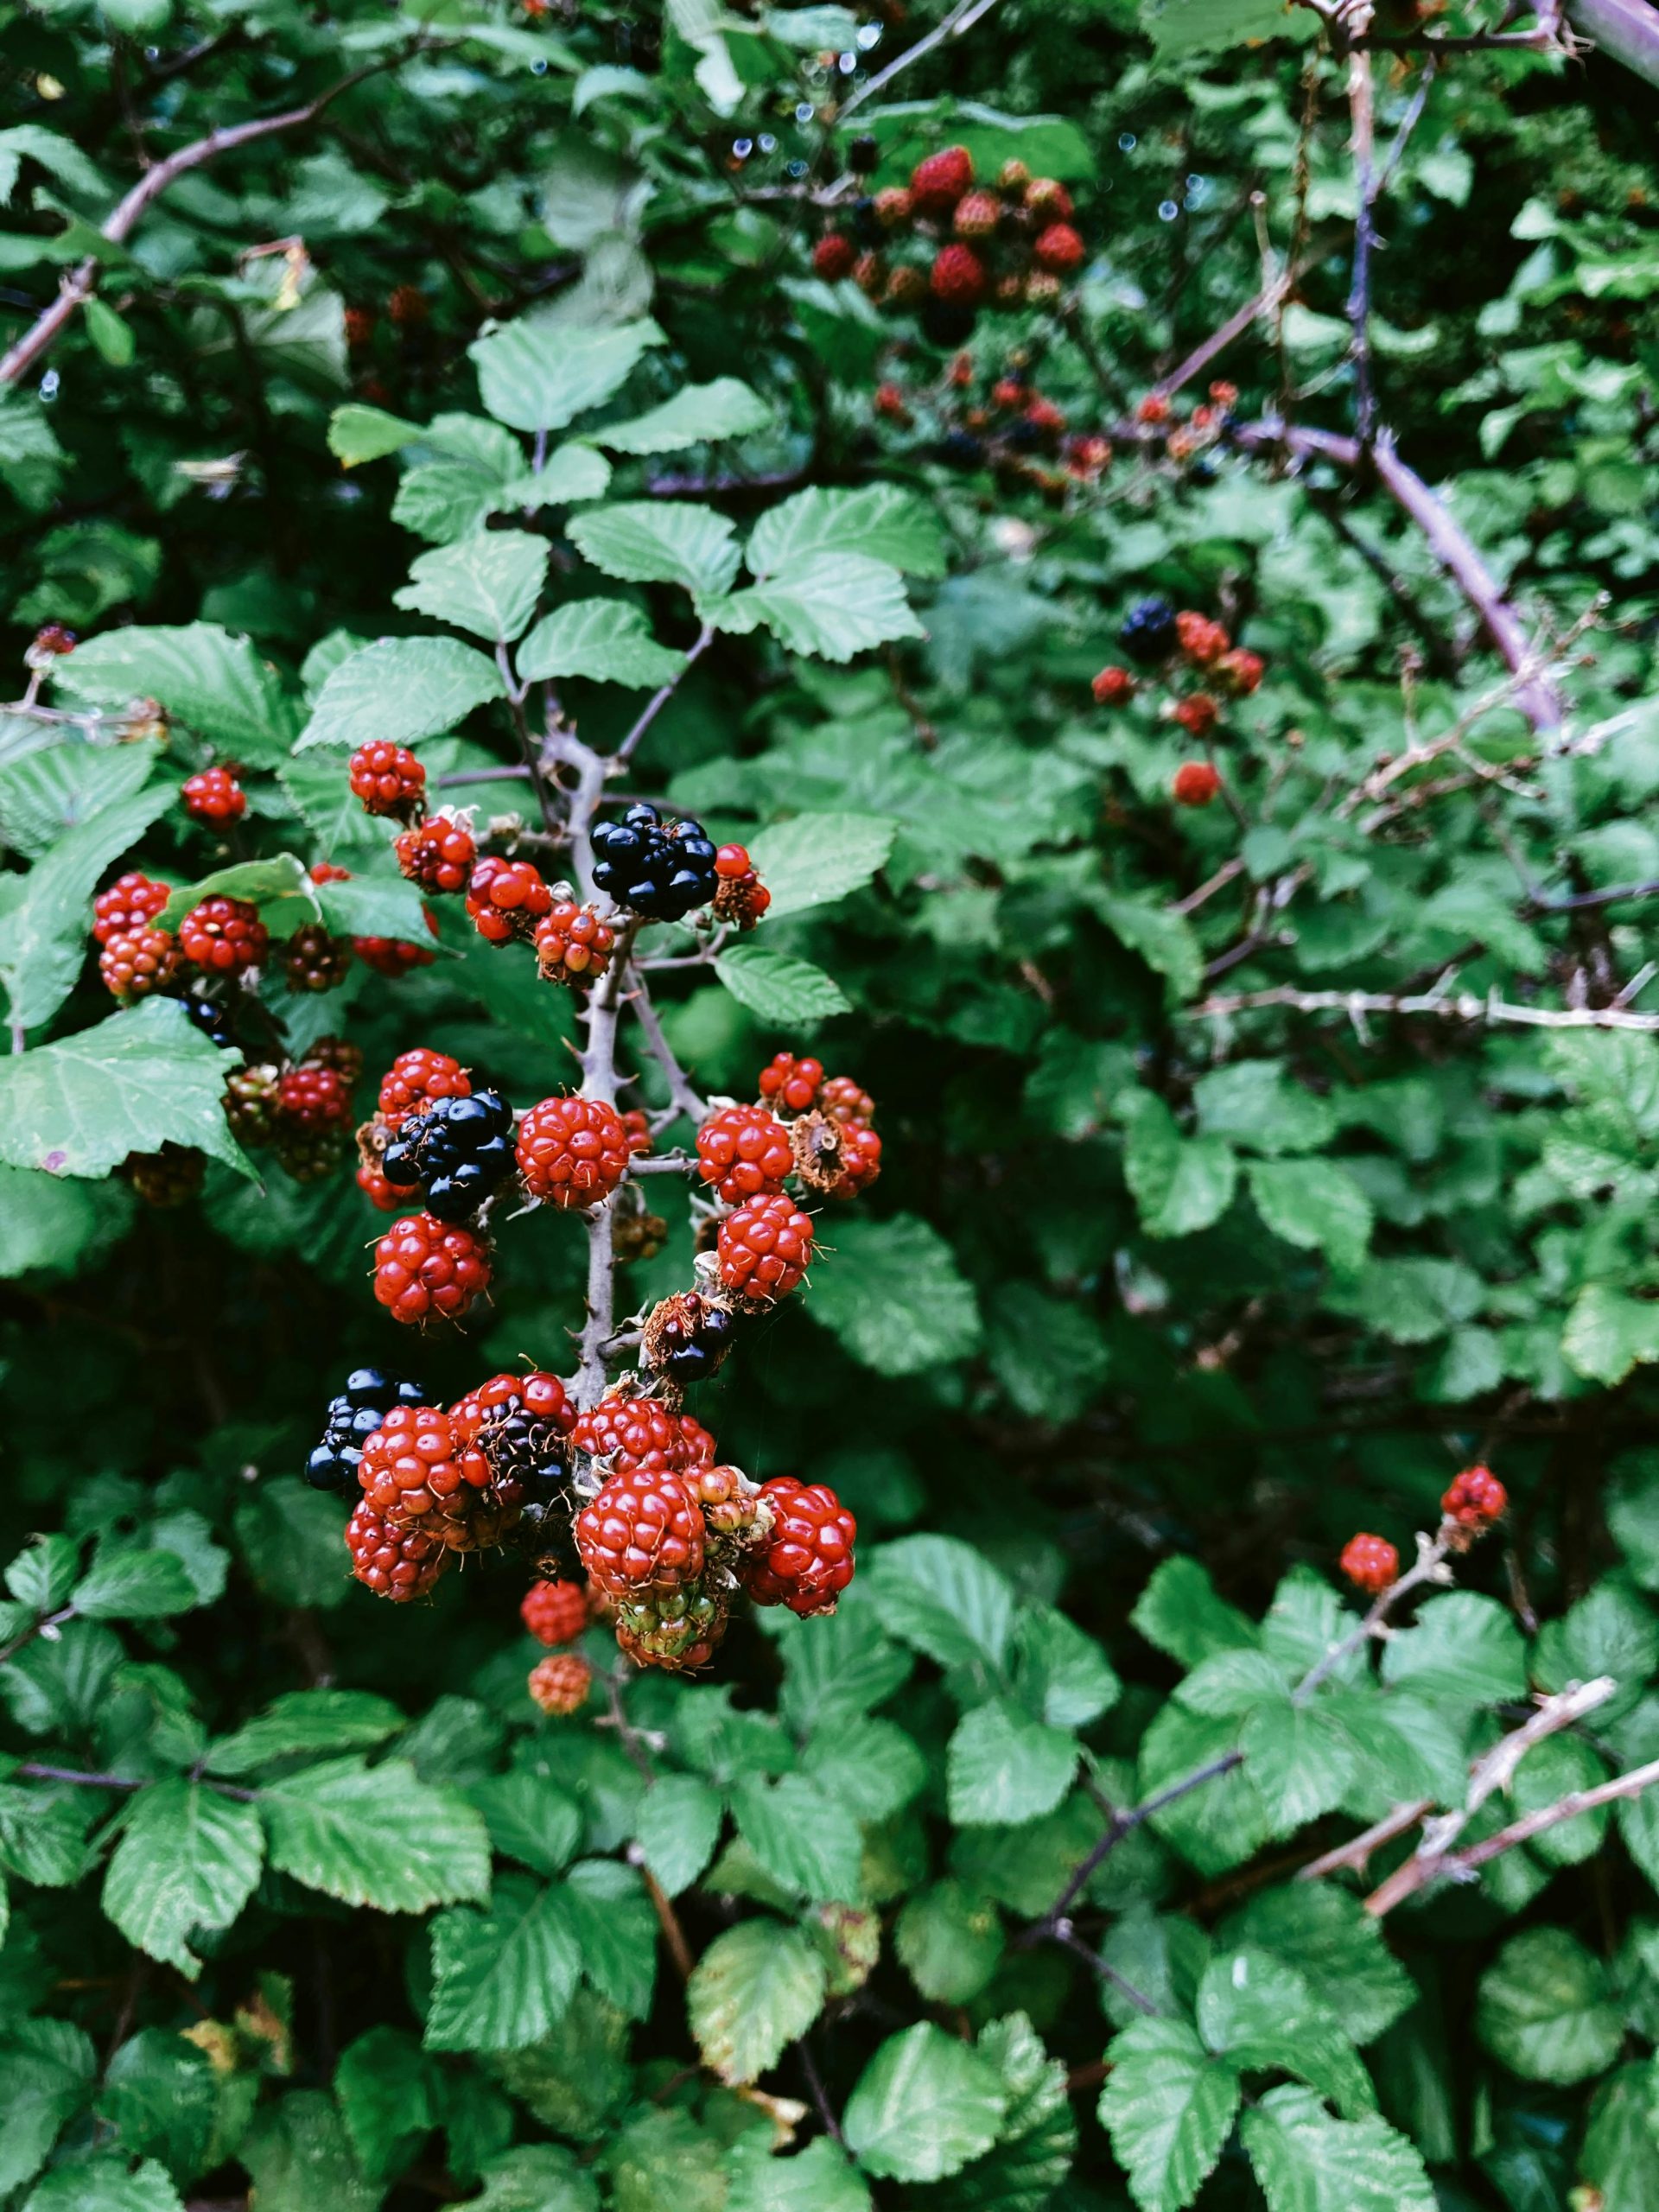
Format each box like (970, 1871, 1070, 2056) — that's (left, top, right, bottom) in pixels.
(872, 349, 1114, 498)
(92, 871, 273, 1002)
(225, 1037, 363, 1184)
(1092, 601, 1266, 811)
(815, 147, 1087, 346)
(1340, 1465, 1510, 1594)
(181, 766, 246, 827)
(1135, 379, 1242, 467)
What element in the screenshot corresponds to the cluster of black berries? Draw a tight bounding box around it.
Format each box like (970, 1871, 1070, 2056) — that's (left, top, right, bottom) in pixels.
(383, 1090, 515, 1222)
(1120, 596, 1179, 664)
(308, 1367, 425, 1492)
(591, 804, 719, 922)
(181, 990, 238, 1050)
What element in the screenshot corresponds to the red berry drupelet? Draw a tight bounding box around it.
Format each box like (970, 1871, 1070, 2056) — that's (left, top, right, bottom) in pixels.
(346, 1498, 449, 1600)
(1442, 1464, 1507, 1533)
(760, 1053, 823, 1116)
(397, 814, 476, 894)
(910, 143, 974, 214)
(92, 871, 170, 945)
(1340, 1533, 1399, 1596)
(534, 900, 616, 986)
(522, 1578, 591, 1648)
(820, 1075, 875, 1128)
(711, 845, 772, 931)
(719, 1192, 815, 1302)
(1173, 761, 1222, 808)
(180, 896, 267, 976)
(575, 1464, 706, 1599)
(181, 767, 245, 825)
(1174, 693, 1220, 740)
(696, 1103, 793, 1205)
(828, 1122, 883, 1200)
(355, 932, 437, 977)
(277, 1064, 353, 1131)
(350, 741, 427, 821)
(1033, 221, 1086, 274)
(812, 233, 856, 282)
(528, 1653, 594, 1714)
(621, 1109, 652, 1157)
(379, 1047, 470, 1127)
(467, 855, 554, 946)
(373, 1212, 493, 1325)
(99, 926, 181, 1000)
(1215, 648, 1265, 697)
(1176, 612, 1230, 666)
(572, 1390, 692, 1477)
(741, 1478, 856, 1617)
(517, 1095, 632, 1210)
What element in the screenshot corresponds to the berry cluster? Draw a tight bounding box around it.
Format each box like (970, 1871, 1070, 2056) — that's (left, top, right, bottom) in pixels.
(228, 1038, 364, 1183)
(591, 803, 721, 922)
(815, 146, 1088, 348)
(181, 766, 246, 826)
(873, 350, 1113, 498)
(1135, 379, 1240, 467)
(1092, 597, 1267, 810)
(1339, 1465, 1510, 1595)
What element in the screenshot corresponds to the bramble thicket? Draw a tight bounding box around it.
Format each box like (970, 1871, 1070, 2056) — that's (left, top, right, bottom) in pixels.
(3, 0, 1659, 2206)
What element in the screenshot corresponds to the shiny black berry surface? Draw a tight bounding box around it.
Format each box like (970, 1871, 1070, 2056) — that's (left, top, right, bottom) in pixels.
(381, 1090, 515, 1224)
(1119, 595, 1179, 664)
(591, 803, 719, 923)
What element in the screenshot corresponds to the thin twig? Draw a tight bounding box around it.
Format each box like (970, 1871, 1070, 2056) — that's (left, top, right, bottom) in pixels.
(836, 0, 1003, 120)
(1186, 983, 1659, 1033)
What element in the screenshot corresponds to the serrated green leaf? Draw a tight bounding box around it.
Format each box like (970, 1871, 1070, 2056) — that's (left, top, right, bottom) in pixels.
(97, 2027, 217, 2180)
(0, 2017, 96, 2194)
(1133, 1558, 1260, 1669)
(1240, 2084, 1434, 2212)
(715, 943, 850, 1025)
(469, 2142, 600, 2212)
(563, 1859, 659, 2020)
(745, 813, 896, 918)
(1220, 1884, 1414, 2047)
(594, 378, 771, 454)
(240, 2090, 378, 2212)
(1476, 1928, 1624, 2085)
(72, 1545, 197, 1619)
(101, 1779, 264, 1976)
(467, 1766, 582, 1877)
(1381, 1592, 1526, 1707)
(334, 2026, 433, 2185)
(948, 1699, 1077, 1827)
(569, 502, 741, 595)
(394, 531, 550, 643)
(710, 554, 924, 663)
(296, 636, 505, 750)
(54, 623, 295, 765)
(206, 1690, 406, 1777)
(261, 1757, 491, 1912)
(516, 600, 686, 689)
(844, 2022, 1009, 2183)
(426, 1875, 582, 2051)
(687, 1917, 827, 2086)
(747, 485, 947, 580)
(1238, 1696, 1358, 1835)
(0, 784, 175, 1031)
(801, 1715, 926, 1822)
(1099, 893, 1203, 1002)
(1198, 1948, 1373, 2116)
(22, 2152, 186, 2212)
(1248, 1160, 1374, 1275)
(732, 1773, 863, 1902)
(809, 1214, 982, 1376)
(1099, 2017, 1242, 2212)
(868, 1535, 1015, 1670)
(895, 1881, 1004, 2004)
(313, 870, 434, 945)
(727, 2134, 871, 2212)
(328, 403, 422, 466)
(1121, 1091, 1238, 1238)
(153, 853, 321, 940)
(635, 1772, 723, 1895)
(470, 316, 664, 432)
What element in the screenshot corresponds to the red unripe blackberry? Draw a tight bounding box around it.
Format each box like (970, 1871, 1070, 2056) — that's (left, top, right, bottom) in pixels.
(853, 251, 886, 299)
(466, 855, 553, 946)
(99, 925, 181, 1000)
(284, 925, 353, 993)
(528, 1653, 593, 1714)
(1442, 1464, 1507, 1529)
(812, 233, 857, 281)
(621, 1109, 652, 1157)
(696, 1103, 793, 1205)
(304, 1034, 362, 1089)
(1173, 761, 1221, 808)
(1174, 693, 1220, 739)
(92, 871, 171, 946)
(828, 1122, 882, 1199)
(309, 861, 351, 885)
(711, 846, 771, 930)
(181, 767, 245, 825)
(350, 741, 427, 821)
(372, 1212, 492, 1326)
(677, 1413, 718, 1468)
(1137, 393, 1172, 425)
(1176, 611, 1230, 665)
(575, 1464, 705, 1598)
(278, 1064, 353, 1132)
(742, 1478, 856, 1617)
(874, 382, 911, 423)
(1025, 176, 1074, 219)
(180, 896, 267, 976)
(910, 144, 974, 215)
(378, 1048, 470, 1128)
(874, 186, 913, 229)
(884, 266, 928, 310)
(358, 1159, 404, 1211)
(522, 1578, 590, 1647)
(354, 933, 437, 976)
(358, 1402, 489, 1535)
(1092, 666, 1134, 706)
(571, 1391, 691, 1477)
(517, 1094, 632, 1210)
(931, 244, 987, 307)
(1033, 221, 1086, 274)
(719, 1192, 815, 1301)
(344, 305, 376, 350)
(1209, 379, 1239, 408)
(126, 1144, 204, 1208)
(613, 1584, 728, 1672)
(1340, 1533, 1399, 1596)
(346, 1498, 449, 1600)
(534, 900, 615, 985)
(388, 283, 429, 327)
(450, 1369, 575, 1448)
(1066, 434, 1114, 479)
(991, 378, 1026, 410)
(954, 189, 1001, 239)
(1215, 648, 1264, 697)
(397, 815, 476, 894)
(28, 621, 77, 664)
(1026, 397, 1067, 438)
(760, 1053, 823, 1115)
(820, 1075, 874, 1128)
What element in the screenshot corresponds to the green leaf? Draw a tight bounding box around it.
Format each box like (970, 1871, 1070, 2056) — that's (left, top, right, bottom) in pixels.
(469, 2143, 600, 2212)
(1098, 2018, 1242, 2212)
(98, 2027, 217, 2179)
(1219, 1885, 1414, 2047)
(426, 1875, 582, 2050)
(54, 623, 295, 765)
(632, 1772, 722, 1896)
(0, 741, 158, 861)
(101, 1778, 264, 1977)
(470, 316, 665, 432)
(22, 2153, 186, 2212)
(1563, 1282, 1659, 1385)
(241, 2090, 379, 2212)
(1137, 1702, 1266, 1876)
(154, 854, 321, 940)
(1132, 1558, 1259, 1669)
(1121, 1092, 1238, 1238)
(0, 784, 175, 1032)
(1237, 1697, 1358, 1835)
(731, 1774, 864, 1902)
(868, 1535, 1015, 1670)
(516, 600, 686, 689)
(394, 531, 550, 643)
(802, 1715, 928, 1821)
(1098, 893, 1203, 1002)
(777, 1606, 913, 1735)
(745, 813, 897, 918)
(895, 1880, 1004, 2004)
(569, 502, 741, 595)
(0, 999, 251, 1180)
(727, 2135, 871, 2212)
(1240, 2085, 1434, 2212)
(687, 1917, 827, 2086)
(207, 1690, 406, 1777)
(843, 2022, 1009, 2183)
(296, 636, 505, 750)
(233, 1478, 355, 1610)
(6, 1533, 80, 1611)
(747, 485, 947, 580)
(0, 1779, 92, 1886)
(710, 554, 924, 663)
(563, 1859, 659, 2020)
(809, 1214, 982, 1376)
(948, 1699, 1077, 1827)
(312, 871, 434, 944)
(468, 1768, 583, 1877)
(261, 1757, 491, 1912)
(72, 1545, 198, 1619)
(1380, 1592, 1527, 1707)
(1580, 2064, 1659, 2212)
(0, 2017, 96, 2194)
(327, 403, 422, 466)
(335, 2026, 434, 2185)
(937, 2012, 1076, 2212)
(1197, 1948, 1373, 2117)
(595, 378, 772, 454)
(1476, 1928, 1624, 2085)
(989, 1285, 1110, 1422)
(1247, 1160, 1374, 1275)
(715, 944, 850, 1025)
(1014, 1605, 1121, 1727)
(1192, 1061, 1338, 1156)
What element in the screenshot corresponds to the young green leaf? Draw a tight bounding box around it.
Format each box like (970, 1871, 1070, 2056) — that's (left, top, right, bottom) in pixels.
(687, 1916, 828, 2085)
(1098, 2018, 1242, 2212)
(425, 1875, 582, 2051)
(843, 2022, 1009, 2183)
(100, 1780, 264, 1976)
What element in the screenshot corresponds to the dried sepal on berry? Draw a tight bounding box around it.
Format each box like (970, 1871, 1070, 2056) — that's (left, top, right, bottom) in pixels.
(641, 1289, 741, 1390)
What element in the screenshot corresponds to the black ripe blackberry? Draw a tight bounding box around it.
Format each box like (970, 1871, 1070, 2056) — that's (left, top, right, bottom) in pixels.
(656, 1297, 739, 1387)
(850, 195, 882, 247)
(848, 133, 879, 175)
(939, 429, 986, 470)
(1120, 596, 1179, 664)
(182, 991, 238, 1049)
(308, 1367, 426, 1492)
(590, 804, 719, 923)
(381, 1090, 515, 1223)
(921, 299, 977, 350)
